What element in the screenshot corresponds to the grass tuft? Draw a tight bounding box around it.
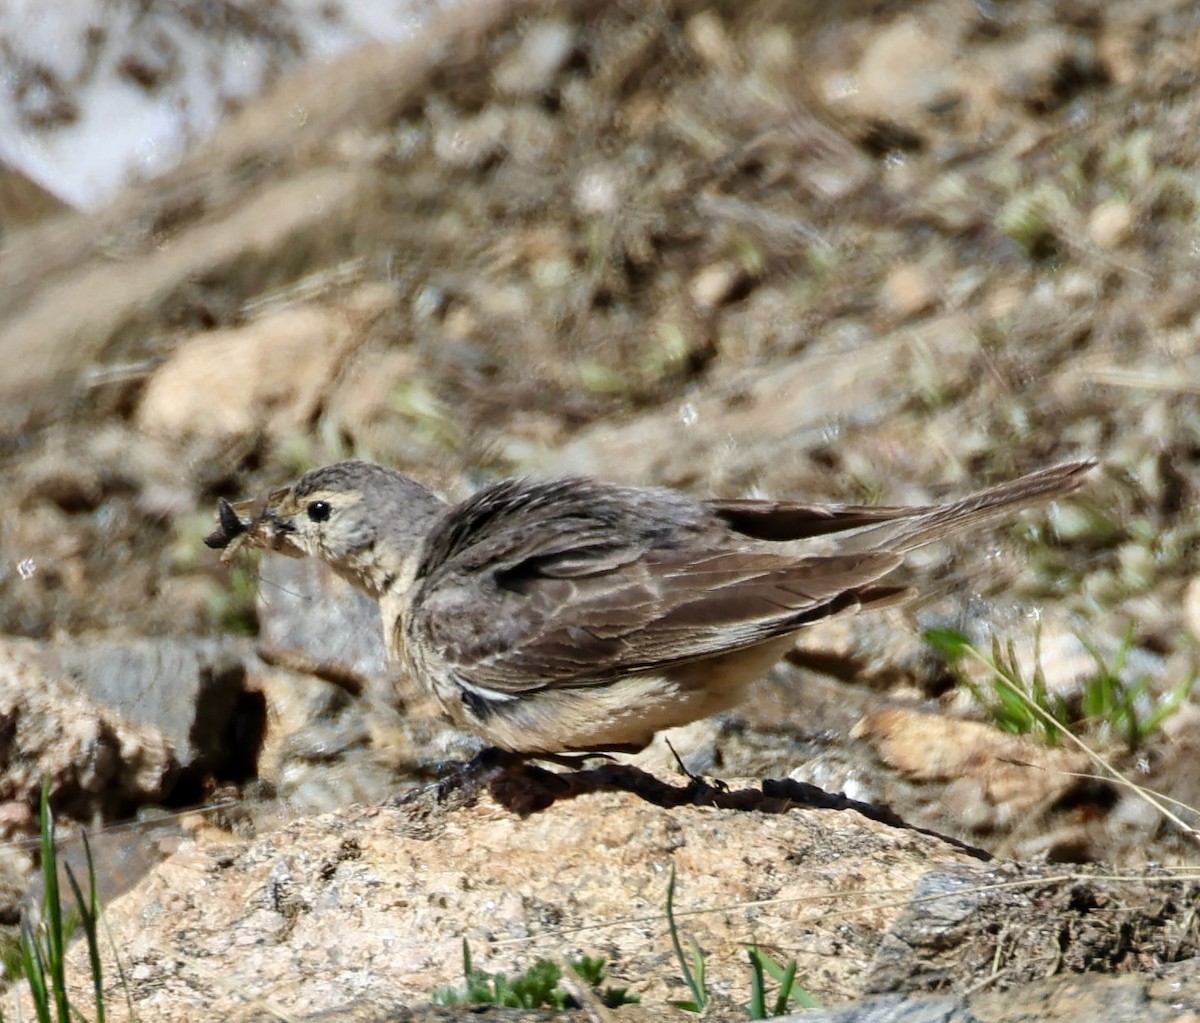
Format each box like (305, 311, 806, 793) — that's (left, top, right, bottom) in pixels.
(667, 865, 818, 1017)
(666, 864, 708, 1013)
(3, 781, 112, 1023)
(432, 938, 638, 1010)
(925, 624, 1196, 751)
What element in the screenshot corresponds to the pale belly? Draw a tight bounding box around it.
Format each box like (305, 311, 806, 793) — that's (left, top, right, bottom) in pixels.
(425, 636, 798, 754)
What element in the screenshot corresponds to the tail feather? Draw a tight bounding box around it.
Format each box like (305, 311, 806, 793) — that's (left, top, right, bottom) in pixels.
(837, 459, 1096, 555)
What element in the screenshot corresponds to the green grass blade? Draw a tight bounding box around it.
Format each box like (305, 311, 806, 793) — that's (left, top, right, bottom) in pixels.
(21, 918, 52, 1023)
(665, 865, 706, 1010)
(63, 831, 104, 1023)
(37, 783, 70, 1023)
(746, 947, 767, 1019)
(1143, 671, 1196, 736)
(922, 627, 972, 661)
(690, 939, 706, 1000)
(82, 828, 105, 1023)
(772, 957, 798, 1016)
(98, 902, 136, 1023)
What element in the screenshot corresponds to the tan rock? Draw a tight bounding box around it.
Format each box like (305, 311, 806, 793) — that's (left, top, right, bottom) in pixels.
(493, 21, 576, 96)
(689, 261, 745, 310)
(853, 708, 1085, 795)
(321, 347, 422, 454)
(136, 286, 392, 452)
(881, 264, 939, 321)
(1088, 198, 1134, 251)
(0, 165, 374, 437)
(28, 789, 971, 1021)
(18, 776, 1199, 1021)
(1184, 577, 1200, 646)
(685, 11, 737, 73)
(849, 707, 1132, 859)
(846, 15, 956, 127)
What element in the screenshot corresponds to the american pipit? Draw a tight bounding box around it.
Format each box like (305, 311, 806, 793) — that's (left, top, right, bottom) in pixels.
(207, 459, 1093, 755)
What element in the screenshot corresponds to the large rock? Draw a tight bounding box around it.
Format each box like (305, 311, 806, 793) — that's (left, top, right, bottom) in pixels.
(136, 286, 395, 457)
(15, 781, 1198, 1022)
(45, 636, 262, 781)
(0, 639, 178, 822)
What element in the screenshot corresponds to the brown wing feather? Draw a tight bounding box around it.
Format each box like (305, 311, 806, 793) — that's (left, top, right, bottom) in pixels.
(406, 461, 1093, 697)
(707, 499, 922, 541)
(413, 543, 902, 694)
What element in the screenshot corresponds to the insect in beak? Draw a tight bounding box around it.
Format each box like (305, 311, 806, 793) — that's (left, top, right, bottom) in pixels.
(203, 489, 305, 562)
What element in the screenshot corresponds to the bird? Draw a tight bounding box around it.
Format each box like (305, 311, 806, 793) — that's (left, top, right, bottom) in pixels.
(206, 458, 1094, 756)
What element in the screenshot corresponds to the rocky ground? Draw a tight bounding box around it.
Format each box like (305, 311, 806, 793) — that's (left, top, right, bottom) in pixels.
(1, 0, 1199, 1019)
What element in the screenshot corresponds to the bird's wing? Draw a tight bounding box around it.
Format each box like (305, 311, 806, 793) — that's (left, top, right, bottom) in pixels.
(407, 478, 904, 694)
(706, 498, 925, 541)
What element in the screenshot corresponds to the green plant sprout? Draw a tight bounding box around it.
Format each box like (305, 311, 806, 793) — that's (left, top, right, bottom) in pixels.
(667, 865, 818, 1017)
(925, 624, 1195, 751)
(3, 781, 111, 1023)
(432, 938, 638, 1010)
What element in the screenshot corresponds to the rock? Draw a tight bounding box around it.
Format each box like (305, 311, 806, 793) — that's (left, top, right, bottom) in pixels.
(23, 785, 1199, 1022)
(880, 264, 939, 321)
(256, 556, 387, 681)
(46, 637, 261, 780)
(689, 261, 748, 310)
(0, 842, 33, 926)
(493, 21, 576, 96)
(0, 639, 178, 821)
(846, 15, 956, 132)
(987, 27, 1106, 112)
(430, 104, 510, 169)
(796, 964, 1200, 1022)
(851, 709, 1097, 844)
(251, 555, 478, 808)
(0, 164, 379, 437)
(539, 312, 979, 487)
(135, 287, 394, 455)
(0, 161, 69, 235)
(1088, 198, 1134, 250)
(1184, 577, 1200, 646)
(9, 789, 978, 1017)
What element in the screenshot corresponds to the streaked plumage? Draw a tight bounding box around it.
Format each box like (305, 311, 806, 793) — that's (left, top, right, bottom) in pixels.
(206, 459, 1094, 754)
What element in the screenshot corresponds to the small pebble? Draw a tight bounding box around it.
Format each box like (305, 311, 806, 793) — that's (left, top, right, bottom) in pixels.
(881, 264, 938, 320)
(1088, 198, 1134, 250)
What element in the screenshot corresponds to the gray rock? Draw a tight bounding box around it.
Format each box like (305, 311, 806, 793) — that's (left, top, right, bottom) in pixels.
(785, 958, 1200, 1022)
(0, 639, 178, 818)
(257, 555, 387, 679)
(48, 636, 259, 778)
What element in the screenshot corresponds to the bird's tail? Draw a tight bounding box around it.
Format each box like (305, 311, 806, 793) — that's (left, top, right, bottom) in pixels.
(839, 459, 1096, 554)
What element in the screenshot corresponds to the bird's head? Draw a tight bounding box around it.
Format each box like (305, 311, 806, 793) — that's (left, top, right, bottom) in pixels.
(220, 461, 448, 598)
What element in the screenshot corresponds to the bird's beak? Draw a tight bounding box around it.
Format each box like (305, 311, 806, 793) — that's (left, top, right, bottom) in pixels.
(204, 488, 307, 561)
(258, 508, 306, 559)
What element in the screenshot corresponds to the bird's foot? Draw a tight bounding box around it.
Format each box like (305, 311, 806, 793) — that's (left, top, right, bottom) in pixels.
(392, 747, 577, 816)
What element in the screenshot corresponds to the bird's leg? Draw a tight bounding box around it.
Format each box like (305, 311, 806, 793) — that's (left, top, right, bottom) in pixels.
(663, 737, 730, 798)
(393, 743, 666, 816)
(395, 742, 734, 817)
(392, 747, 579, 815)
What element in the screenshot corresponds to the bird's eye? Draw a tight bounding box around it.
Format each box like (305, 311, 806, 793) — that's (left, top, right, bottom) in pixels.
(306, 500, 332, 523)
